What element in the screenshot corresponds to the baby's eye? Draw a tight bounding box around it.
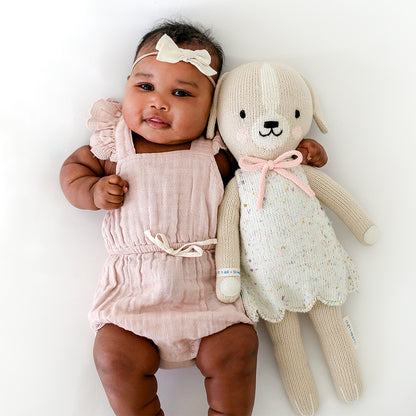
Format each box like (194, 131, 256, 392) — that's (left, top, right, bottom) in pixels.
(173, 90, 191, 97)
(137, 83, 154, 91)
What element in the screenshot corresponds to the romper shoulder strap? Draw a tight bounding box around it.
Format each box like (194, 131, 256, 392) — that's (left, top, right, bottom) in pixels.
(113, 117, 136, 160)
(190, 134, 227, 155)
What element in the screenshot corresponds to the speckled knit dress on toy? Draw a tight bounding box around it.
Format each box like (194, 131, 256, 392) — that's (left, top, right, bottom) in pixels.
(235, 164, 359, 323)
(87, 99, 252, 368)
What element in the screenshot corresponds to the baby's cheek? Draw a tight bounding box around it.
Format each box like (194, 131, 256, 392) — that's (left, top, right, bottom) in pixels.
(291, 126, 303, 141)
(122, 108, 137, 131)
(236, 129, 249, 143)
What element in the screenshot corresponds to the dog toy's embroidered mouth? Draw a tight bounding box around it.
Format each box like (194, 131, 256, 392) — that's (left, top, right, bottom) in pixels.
(259, 129, 283, 138)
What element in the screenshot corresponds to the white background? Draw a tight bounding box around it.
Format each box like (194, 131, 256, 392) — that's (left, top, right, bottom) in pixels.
(1, 0, 415, 415)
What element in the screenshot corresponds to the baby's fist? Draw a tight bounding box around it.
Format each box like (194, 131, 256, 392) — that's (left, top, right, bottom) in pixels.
(92, 175, 129, 210)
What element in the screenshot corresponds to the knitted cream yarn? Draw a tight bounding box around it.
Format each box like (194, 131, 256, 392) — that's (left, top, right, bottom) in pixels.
(266, 314, 319, 416)
(210, 61, 377, 415)
(215, 177, 242, 303)
(266, 302, 362, 415)
(304, 165, 378, 246)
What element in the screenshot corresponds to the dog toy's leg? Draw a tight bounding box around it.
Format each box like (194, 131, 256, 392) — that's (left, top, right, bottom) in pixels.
(266, 313, 319, 416)
(308, 301, 362, 402)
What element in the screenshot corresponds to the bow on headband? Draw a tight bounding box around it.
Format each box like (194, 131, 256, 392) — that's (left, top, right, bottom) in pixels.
(131, 34, 217, 86)
(156, 34, 217, 76)
(239, 150, 315, 210)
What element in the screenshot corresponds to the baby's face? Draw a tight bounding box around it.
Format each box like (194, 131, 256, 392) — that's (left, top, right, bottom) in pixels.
(122, 53, 215, 145)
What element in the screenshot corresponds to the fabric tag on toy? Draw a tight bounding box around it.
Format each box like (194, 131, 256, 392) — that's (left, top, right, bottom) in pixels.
(343, 316, 359, 350)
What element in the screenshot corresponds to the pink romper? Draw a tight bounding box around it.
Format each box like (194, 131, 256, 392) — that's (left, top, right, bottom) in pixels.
(87, 99, 252, 368)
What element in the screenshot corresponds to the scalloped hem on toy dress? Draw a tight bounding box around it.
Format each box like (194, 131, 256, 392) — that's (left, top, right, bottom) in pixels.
(242, 292, 358, 324)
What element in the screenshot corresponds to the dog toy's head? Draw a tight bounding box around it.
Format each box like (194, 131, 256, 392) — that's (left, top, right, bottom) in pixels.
(207, 62, 328, 160)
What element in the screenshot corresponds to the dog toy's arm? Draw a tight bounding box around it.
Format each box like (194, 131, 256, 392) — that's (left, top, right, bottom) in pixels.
(216, 177, 242, 303)
(303, 165, 379, 245)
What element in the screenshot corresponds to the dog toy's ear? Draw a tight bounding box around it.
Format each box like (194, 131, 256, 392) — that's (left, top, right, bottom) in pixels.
(301, 75, 328, 134)
(207, 72, 228, 139)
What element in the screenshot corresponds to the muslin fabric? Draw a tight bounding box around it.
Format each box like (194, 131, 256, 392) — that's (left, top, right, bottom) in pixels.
(88, 99, 252, 368)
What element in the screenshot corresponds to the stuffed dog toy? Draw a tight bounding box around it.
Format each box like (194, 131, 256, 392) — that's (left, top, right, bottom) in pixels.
(207, 62, 378, 415)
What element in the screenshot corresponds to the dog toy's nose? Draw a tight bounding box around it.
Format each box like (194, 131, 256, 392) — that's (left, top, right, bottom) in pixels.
(264, 121, 279, 129)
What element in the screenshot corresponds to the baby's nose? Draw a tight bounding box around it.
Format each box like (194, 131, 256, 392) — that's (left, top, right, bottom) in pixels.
(151, 94, 168, 111)
(151, 102, 168, 111)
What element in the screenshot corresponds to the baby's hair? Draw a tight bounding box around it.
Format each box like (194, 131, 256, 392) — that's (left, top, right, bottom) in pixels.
(135, 19, 224, 74)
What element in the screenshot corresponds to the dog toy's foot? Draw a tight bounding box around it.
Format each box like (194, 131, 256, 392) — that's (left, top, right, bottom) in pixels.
(328, 353, 362, 403)
(284, 370, 319, 416)
(294, 393, 318, 416)
(265, 317, 319, 416)
(338, 382, 362, 403)
(308, 303, 363, 404)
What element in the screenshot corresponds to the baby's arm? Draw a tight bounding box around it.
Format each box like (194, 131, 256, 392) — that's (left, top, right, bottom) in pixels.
(60, 145, 128, 210)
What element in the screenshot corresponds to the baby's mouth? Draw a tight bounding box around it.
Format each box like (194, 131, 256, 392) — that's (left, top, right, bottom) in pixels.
(145, 117, 170, 129)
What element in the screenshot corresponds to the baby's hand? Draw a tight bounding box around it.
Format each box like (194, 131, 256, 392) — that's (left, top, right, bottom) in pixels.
(296, 138, 328, 168)
(92, 175, 129, 210)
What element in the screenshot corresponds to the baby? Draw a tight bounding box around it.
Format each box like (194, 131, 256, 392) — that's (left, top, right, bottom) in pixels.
(60, 20, 327, 416)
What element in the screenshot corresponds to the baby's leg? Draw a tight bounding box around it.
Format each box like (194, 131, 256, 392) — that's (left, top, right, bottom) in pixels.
(308, 302, 362, 402)
(196, 324, 258, 416)
(93, 324, 163, 416)
(266, 313, 319, 416)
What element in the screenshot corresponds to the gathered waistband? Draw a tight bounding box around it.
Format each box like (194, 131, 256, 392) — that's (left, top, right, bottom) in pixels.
(107, 231, 217, 257)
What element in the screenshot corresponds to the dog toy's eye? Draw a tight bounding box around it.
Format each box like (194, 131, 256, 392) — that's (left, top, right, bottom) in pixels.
(240, 110, 246, 119)
(295, 109, 301, 119)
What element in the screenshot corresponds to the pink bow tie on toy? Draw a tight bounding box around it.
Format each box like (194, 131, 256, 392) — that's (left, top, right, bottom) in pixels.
(239, 150, 315, 210)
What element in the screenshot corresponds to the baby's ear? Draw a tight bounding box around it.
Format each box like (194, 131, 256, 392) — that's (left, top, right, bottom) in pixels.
(300, 75, 328, 134)
(207, 72, 228, 139)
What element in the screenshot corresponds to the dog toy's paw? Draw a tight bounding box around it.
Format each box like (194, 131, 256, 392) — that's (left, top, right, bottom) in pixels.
(363, 224, 379, 245)
(216, 269, 241, 303)
(220, 277, 240, 297)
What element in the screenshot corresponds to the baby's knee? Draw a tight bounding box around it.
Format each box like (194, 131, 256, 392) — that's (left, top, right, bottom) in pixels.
(228, 325, 259, 363)
(93, 328, 162, 415)
(197, 324, 258, 375)
(94, 327, 160, 379)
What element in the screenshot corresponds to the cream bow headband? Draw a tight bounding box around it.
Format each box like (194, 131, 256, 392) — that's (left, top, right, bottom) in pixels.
(131, 34, 217, 87)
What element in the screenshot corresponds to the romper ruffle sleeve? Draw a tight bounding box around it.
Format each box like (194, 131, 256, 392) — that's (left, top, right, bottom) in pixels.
(87, 98, 123, 162)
